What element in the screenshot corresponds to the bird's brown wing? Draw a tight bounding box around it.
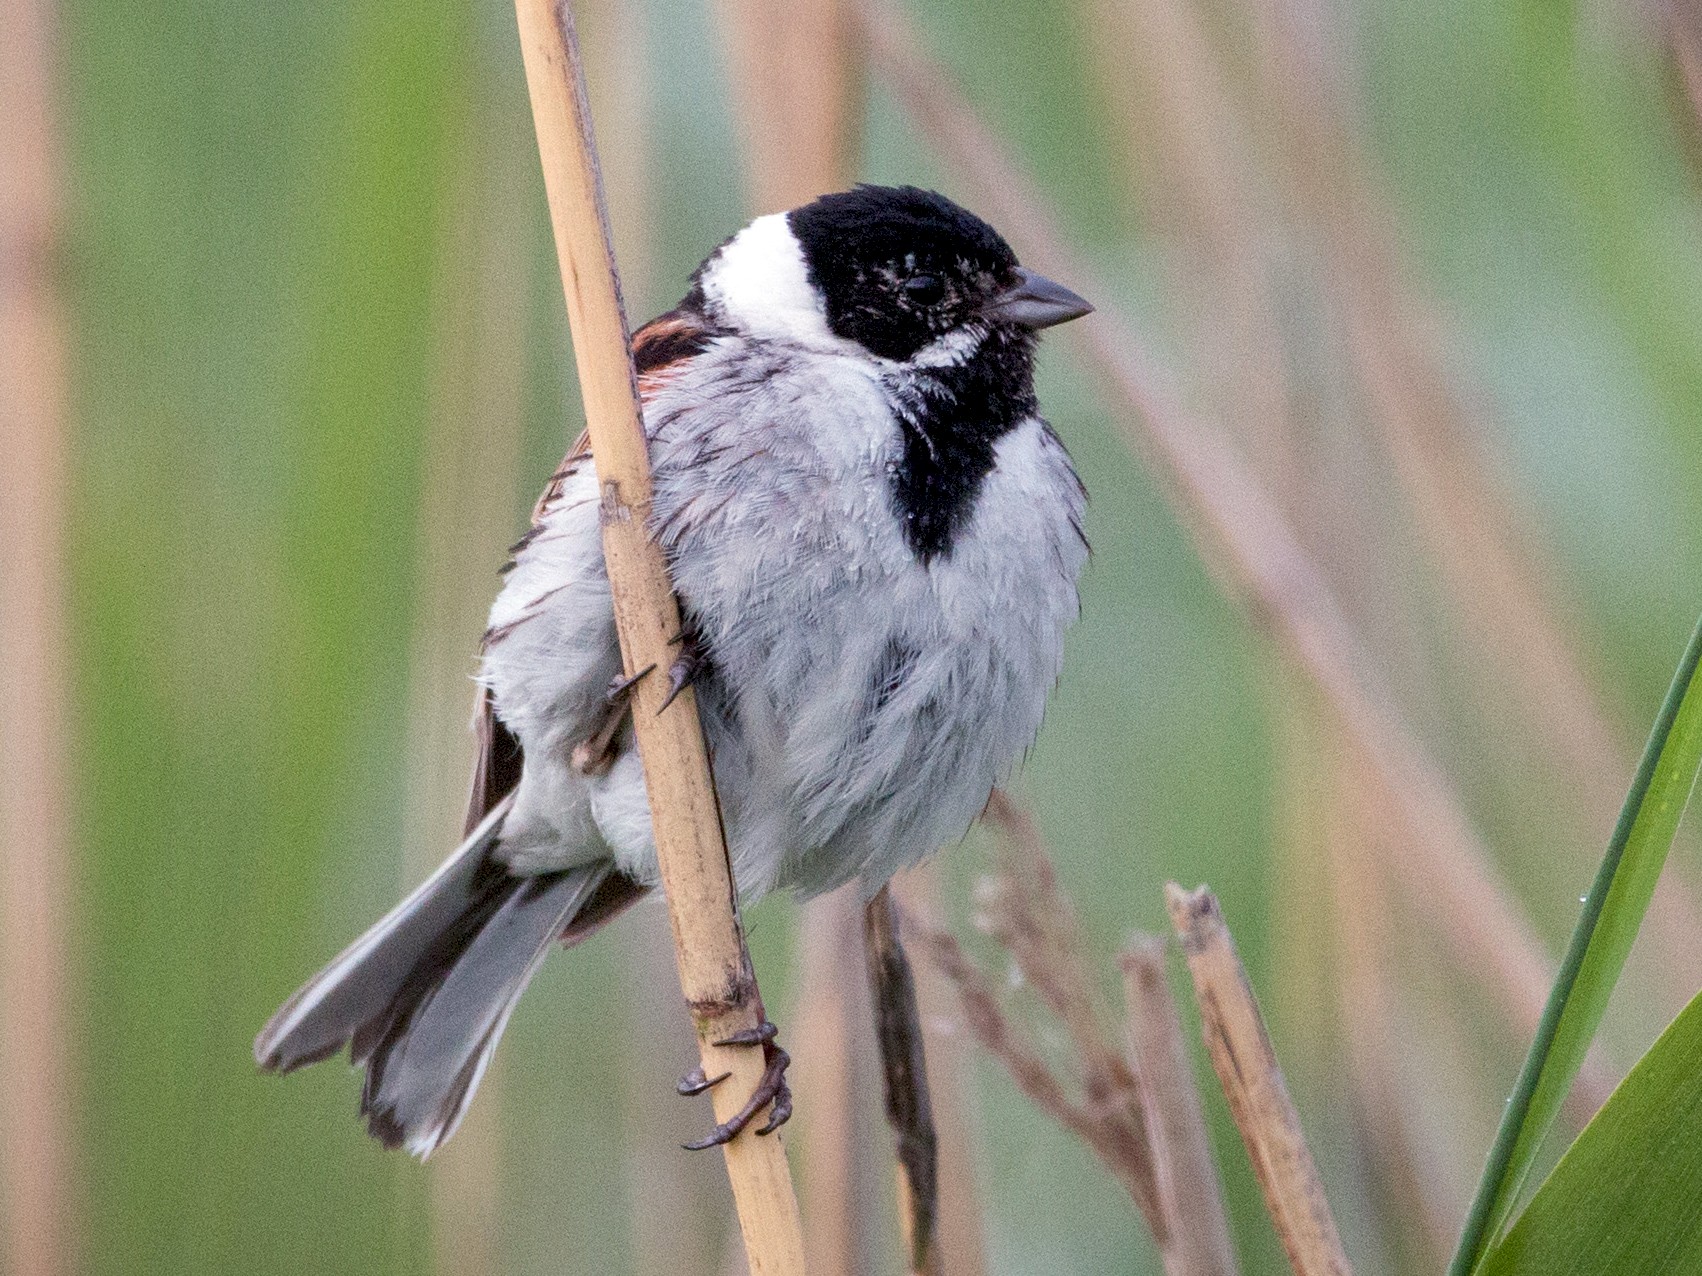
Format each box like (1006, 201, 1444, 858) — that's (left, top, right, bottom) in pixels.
(459, 311, 719, 931)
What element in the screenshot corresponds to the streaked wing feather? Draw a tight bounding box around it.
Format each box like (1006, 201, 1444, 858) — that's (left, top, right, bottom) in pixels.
(460, 310, 717, 833)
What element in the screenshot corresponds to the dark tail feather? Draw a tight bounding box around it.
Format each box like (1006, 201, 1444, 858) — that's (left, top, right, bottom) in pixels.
(357, 862, 610, 1156)
(254, 797, 624, 1157)
(254, 795, 519, 1074)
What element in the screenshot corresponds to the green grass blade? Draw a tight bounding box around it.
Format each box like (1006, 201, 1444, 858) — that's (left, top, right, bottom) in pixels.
(1479, 985, 1702, 1276)
(1449, 610, 1702, 1276)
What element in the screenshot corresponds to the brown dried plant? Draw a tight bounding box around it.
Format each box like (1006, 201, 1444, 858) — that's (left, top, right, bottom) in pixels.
(919, 792, 1244, 1275)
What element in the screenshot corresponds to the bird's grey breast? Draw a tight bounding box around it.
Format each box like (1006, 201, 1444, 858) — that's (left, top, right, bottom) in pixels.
(645, 339, 1087, 895)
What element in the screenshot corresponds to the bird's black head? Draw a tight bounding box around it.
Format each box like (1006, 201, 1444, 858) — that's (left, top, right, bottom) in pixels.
(683, 186, 1092, 562)
(785, 185, 1090, 363)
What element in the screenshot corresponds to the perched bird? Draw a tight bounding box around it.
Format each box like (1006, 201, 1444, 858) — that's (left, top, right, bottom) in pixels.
(255, 184, 1092, 1157)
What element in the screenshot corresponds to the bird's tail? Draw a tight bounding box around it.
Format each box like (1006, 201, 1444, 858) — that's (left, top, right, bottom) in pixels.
(254, 796, 618, 1157)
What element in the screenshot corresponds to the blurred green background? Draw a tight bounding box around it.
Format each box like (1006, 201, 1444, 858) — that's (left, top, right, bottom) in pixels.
(12, 0, 1702, 1272)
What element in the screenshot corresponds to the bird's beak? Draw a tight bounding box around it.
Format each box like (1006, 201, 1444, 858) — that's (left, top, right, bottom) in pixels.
(982, 267, 1094, 329)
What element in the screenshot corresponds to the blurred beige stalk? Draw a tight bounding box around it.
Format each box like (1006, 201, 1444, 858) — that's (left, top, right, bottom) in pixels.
(1674, 4, 1702, 129)
(713, 0, 862, 215)
(1242, 0, 1702, 988)
(403, 30, 534, 1271)
(1121, 938, 1240, 1276)
(0, 1, 76, 1273)
(1321, 735, 1465, 1266)
(860, 1, 1617, 1111)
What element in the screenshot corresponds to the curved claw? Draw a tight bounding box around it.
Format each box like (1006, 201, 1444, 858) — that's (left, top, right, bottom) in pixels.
(607, 664, 655, 703)
(682, 1039, 793, 1150)
(656, 626, 707, 714)
(676, 1064, 731, 1097)
(714, 1020, 778, 1048)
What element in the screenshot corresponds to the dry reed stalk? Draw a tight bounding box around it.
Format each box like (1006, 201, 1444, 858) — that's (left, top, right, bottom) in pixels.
(513, 3, 807, 1269)
(0, 1, 74, 1272)
(791, 893, 865, 1276)
(922, 927, 1169, 1238)
(1167, 886, 1353, 1276)
(1121, 938, 1241, 1276)
(920, 793, 1168, 1241)
(860, 4, 1617, 1113)
(889, 869, 990, 1276)
(865, 888, 939, 1276)
(1085, 0, 1300, 492)
(975, 795, 1163, 1226)
(570, 2, 732, 1265)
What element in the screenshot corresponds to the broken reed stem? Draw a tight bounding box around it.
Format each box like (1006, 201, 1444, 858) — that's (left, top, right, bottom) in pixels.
(1121, 938, 1240, 1276)
(512, 3, 806, 1271)
(859, 2, 1620, 1114)
(864, 888, 940, 1276)
(1166, 886, 1351, 1276)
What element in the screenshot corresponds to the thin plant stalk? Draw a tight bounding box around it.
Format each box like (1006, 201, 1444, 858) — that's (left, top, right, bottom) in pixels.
(790, 894, 864, 1276)
(512, 2, 807, 1269)
(891, 868, 990, 1276)
(1167, 886, 1352, 1276)
(711, 0, 860, 215)
(1121, 937, 1240, 1276)
(860, 5, 1614, 1109)
(865, 887, 940, 1276)
(0, 0, 75, 1271)
(1320, 740, 1461, 1266)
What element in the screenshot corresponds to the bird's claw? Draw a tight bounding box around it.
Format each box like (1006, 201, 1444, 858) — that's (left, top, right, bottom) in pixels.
(657, 625, 707, 714)
(606, 664, 656, 704)
(681, 1021, 793, 1149)
(676, 1064, 731, 1097)
(713, 1021, 779, 1048)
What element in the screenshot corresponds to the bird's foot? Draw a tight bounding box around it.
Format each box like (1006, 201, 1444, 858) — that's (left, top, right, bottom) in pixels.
(680, 1021, 793, 1149)
(657, 621, 708, 714)
(570, 664, 655, 775)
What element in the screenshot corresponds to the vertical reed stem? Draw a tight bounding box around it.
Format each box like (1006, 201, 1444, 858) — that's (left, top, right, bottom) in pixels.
(512, 2, 807, 1269)
(0, 0, 74, 1271)
(865, 887, 940, 1276)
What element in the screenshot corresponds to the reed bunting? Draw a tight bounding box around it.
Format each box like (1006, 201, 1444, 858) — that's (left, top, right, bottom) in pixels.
(256, 184, 1092, 1156)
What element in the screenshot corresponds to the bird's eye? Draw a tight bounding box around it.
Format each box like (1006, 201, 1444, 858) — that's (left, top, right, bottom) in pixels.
(902, 274, 945, 305)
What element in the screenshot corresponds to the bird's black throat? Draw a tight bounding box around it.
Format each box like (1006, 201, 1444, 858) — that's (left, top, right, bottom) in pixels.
(888, 326, 1038, 562)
